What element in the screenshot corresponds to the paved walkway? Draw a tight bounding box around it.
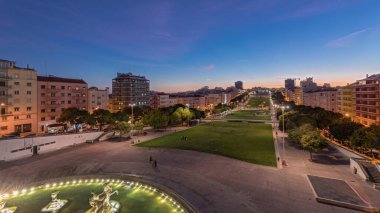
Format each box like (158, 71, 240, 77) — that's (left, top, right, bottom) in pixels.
(1, 130, 379, 212)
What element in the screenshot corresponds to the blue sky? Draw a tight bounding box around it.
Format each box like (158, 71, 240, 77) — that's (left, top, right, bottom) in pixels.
(1, 0, 379, 92)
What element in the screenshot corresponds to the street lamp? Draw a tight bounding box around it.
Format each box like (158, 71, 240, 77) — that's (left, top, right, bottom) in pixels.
(129, 103, 135, 140)
(185, 104, 190, 126)
(279, 105, 289, 164)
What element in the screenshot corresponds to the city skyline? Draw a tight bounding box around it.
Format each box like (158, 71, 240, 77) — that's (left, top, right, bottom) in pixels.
(1, 0, 380, 92)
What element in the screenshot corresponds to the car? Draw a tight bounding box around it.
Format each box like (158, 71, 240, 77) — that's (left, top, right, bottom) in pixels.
(3, 132, 21, 138)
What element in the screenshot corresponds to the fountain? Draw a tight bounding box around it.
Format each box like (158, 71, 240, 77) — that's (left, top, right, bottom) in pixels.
(0, 195, 17, 213)
(87, 183, 120, 213)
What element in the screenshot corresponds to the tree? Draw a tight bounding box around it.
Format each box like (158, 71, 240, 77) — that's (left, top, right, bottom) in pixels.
(170, 111, 182, 125)
(114, 121, 131, 141)
(301, 131, 328, 160)
(329, 121, 363, 143)
(288, 124, 315, 145)
(365, 125, 380, 157)
(350, 127, 371, 150)
(133, 122, 145, 135)
(58, 107, 89, 132)
(143, 110, 169, 129)
(92, 109, 112, 130)
(86, 115, 97, 129)
(110, 111, 129, 125)
(174, 107, 193, 126)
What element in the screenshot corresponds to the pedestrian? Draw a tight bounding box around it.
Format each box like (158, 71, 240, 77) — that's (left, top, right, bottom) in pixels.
(149, 156, 153, 163)
(153, 160, 157, 168)
(275, 131, 278, 136)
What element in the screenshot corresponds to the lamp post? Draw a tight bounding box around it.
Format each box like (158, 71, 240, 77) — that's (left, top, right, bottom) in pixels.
(129, 103, 135, 139)
(185, 104, 190, 126)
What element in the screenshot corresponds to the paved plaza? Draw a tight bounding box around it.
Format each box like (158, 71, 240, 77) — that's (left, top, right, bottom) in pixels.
(0, 125, 379, 213)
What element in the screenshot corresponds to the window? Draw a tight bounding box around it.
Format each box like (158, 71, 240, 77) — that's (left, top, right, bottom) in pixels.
(14, 90, 19, 95)
(61, 93, 65, 97)
(14, 82, 20, 85)
(27, 91, 32, 95)
(14, 116, 19, 120)
(51, 116, 56, 120)
(1, 108, 5, 114)
(41, 93, 45, 97)
(26, 114, 31, 119)
(61, 108, 65, 112)
(41, 101, 46, 105)
(14, 107, 20, 111)
(60, 101, 65, 104)
(68, 93, 71, 97)
(2, 116, 7, 121)
(51, 109, 56, 112)
(41, 109, 46, 113)
(41, 117, 45, 121)
(68, 100, 71, 104)
(51, 85, 56, 89)
(61, 86, 65, 89)
(27, 107, 32, 111)
(41, 85, 46, 89)
(27, 82, 32, 87)
(1, 126, 7, 131)
(51, 93, 56, 97)
(0, 81, 5, 87)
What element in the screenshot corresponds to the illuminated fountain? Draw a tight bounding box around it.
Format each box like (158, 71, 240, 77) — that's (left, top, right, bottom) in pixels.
(0, 176, 195, 213)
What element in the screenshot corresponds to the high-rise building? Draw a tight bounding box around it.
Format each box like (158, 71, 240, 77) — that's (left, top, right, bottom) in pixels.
(285, 79, 295, 92)
(0, 59, 38, 135)
(337, 84, 353, 119)
(110, 72, 150, 112)
(352, 74, 380, 126)
(235, 81, 243, 90)
(150, 92, 170, 109)
(300, 77, 318, 103)
(87, 87, 109, 114)
(37, 75, 88, 132)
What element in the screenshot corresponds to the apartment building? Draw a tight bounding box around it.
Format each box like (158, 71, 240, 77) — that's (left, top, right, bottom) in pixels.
(110, 72, 150, 112)
(87, 87, 109, 113)
(205, 93, 223, 108)
(37, 75, 88, 132)
(177, 95, 206, 109)
(300, 77, 318, 103)
(150, 92, 170, 109)
(352, 74, 380, 126)
(337, 84, 353, 119)
(303, 89, 338, 112)
(0, 59, 38, 135)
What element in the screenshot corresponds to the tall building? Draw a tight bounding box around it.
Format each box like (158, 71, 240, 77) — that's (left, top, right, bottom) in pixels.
(0, 59, 38, 135)
(235, 81, 243, 90)
(285, 79, 295, 92)
(300, 77, 318, 103)
(337, 84, 353, 119)
(87, 87, 109, 114)
(110, 72, 150, 112)
(352, 74, 380, 126)
(37, 75, 88, 132)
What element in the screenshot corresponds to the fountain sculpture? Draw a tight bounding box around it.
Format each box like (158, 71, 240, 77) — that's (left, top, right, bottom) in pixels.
(41, 191, 68, 213)
(87, 183, 120, 213)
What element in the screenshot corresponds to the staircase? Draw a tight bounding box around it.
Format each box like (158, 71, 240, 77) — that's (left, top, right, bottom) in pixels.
(361, 161, 380, 184)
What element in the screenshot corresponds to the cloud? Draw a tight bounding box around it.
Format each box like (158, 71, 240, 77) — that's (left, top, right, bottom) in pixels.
(325, 28, 369, 47)
(202, 64, 215, 71)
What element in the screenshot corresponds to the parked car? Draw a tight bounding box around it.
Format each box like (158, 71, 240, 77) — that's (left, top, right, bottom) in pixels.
(3, 132, 20, 138)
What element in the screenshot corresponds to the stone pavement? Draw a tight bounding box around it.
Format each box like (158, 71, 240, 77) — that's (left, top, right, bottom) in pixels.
(0, 123, 379, 212)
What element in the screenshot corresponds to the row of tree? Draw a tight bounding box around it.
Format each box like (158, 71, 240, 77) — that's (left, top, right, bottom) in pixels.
(281, 103, 380, 159)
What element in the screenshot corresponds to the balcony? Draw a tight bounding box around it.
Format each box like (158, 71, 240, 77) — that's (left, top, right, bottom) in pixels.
(355, 90, 378, 94)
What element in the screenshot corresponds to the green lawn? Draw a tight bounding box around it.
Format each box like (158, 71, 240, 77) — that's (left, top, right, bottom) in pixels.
(248, 97, 270, 107)
(136, 122, 276, 167)
(225, 110, 271, 120)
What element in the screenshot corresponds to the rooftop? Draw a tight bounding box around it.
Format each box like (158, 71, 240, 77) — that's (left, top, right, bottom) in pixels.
(37, 75, 87, 84)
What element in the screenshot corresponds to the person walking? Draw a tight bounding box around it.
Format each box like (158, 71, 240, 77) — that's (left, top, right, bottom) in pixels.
(149, 156, 153, 163)
(153, 160, 157, 168)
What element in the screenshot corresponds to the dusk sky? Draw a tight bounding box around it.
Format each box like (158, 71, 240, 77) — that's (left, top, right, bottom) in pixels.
(1, 0, 379, 92)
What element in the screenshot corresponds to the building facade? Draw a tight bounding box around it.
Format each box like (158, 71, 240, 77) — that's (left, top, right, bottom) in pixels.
(352, 74, 380, 126)
(87, 87, 109, 114)
(205, 93, 223, 108)
(177, 96, 206, 109)
(37, 76, 88, 132)
(110, 73, 150, 112)
(337, 84, 353, 119)
(235, 81, 243, 90)
(302, 89, 338, 112)
(300, 77, 318, 103)
(0, 59, 38, 135)
(285, 78, 295, 92)
(150, 92, 170, 109)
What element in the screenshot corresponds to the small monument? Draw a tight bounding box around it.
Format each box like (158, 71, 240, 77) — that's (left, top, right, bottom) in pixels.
(0, 195, 17, 213)
(87, 183, 120, 213)
(41, 191, 68, 213)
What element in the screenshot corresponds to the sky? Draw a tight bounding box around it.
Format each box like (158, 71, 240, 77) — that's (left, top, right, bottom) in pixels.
(0, 0, 380, 92)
